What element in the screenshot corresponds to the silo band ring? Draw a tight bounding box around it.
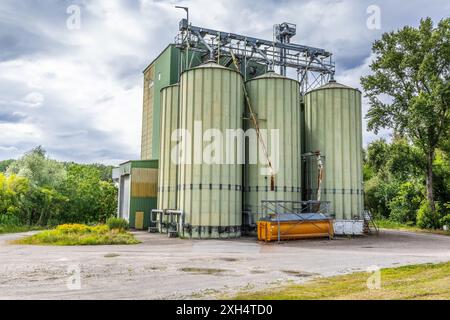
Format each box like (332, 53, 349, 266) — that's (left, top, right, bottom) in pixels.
(176, 184, 243, 191)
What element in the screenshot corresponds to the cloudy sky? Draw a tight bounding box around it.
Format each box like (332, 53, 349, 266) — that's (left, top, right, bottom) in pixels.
(0, 0, 448, 164)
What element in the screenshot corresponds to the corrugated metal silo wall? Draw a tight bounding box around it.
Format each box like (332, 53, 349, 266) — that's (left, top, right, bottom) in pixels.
(244, 74, 302, 223)
(304, 87, 363, 220)
(158, 84, 179, 211)
(178, 63, 244, 239)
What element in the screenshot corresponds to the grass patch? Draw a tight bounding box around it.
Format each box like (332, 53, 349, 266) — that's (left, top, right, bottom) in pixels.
(376, 219, 450, 236)
(0, 224, 44, 235)
(232, 262, 450, 300)
(13, 224, 140, 246)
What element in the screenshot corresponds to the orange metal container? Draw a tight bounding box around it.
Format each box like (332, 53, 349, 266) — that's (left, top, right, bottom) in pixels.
(257, 219, 334, 241)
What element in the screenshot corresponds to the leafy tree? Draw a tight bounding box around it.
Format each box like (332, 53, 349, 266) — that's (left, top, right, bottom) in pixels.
(365, 177, 401, 219)
(361, 17, 450, 215)
(386, 138, 424, 181)
(364, 138, 426, 221)
(0, 174, 29, 223)
(388, 180, 423, 224)
(98, 180, 118, 222)
(433, 150, 450, 205)
(63, 162, 114, 181)
(7, 146, 66, 189)
(366, 139, 390, 173)
(0, 160, 14, 173)
(1, 147, 118, 227)
(4, 147, 68, 226)
(62, 164, 117, 224)
(417, 201, 441, 229)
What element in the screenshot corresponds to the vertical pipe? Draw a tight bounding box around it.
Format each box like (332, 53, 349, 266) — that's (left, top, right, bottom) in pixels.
(277, 201, 281, 243)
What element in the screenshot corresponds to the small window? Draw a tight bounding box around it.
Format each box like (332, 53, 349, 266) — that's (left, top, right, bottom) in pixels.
(158, 73, 161, 81)
(149, 80, 154, 88)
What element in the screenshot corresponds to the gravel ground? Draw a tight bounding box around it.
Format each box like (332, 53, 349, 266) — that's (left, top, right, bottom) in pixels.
(0, 230, 449, 300)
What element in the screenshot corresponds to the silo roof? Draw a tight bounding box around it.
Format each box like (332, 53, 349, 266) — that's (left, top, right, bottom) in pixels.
(246, 71, 299, 84)
(251, 71, 285, 79)
(183, 60, 243, 77)
(193, 61, 229, 69)
(307, 80, 360, 93)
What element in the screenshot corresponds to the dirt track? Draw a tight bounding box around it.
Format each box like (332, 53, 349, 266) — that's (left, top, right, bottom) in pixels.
(1, 230, 449, 300)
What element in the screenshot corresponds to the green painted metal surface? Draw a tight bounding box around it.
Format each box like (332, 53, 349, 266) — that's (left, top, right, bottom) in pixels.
(158, 84, 179, 211)
(129, 197, 157, 230)
(118, 160, 158, 230)
(149, 46, 179, 160)
(244, 72, 302, 223)
(178, 62, 244, 239)
(130, 160, 158, 169)
(304, 81, 363, 220)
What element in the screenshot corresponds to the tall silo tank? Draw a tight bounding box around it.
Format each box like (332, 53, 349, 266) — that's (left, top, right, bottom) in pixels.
(244, 72, 302, 224)
(178, 62, 244, 239)
(158, 84, 179, 212)
(304, 80, 363, 220)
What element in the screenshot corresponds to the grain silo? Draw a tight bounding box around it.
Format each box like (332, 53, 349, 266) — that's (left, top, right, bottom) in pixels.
(243, 72, 302, 228)
(304, 80, 364, 228)
(158, 84, 179, 211)
(117, 18, 372, 238)
(177, 62, 244, 239)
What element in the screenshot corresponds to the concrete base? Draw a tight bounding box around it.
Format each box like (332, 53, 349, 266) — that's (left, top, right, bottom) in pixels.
(333, 220, 364, 236)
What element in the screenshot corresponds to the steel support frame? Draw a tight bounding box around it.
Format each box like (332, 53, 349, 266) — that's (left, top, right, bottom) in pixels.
(175, 19, 335, 92)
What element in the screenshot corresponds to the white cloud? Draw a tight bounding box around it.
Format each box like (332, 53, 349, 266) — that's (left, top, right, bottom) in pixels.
(22, 92, 45, 108)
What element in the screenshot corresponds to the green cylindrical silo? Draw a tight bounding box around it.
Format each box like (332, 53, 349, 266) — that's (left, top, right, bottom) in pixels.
(304, 80, 363, 220)
(177, 62, 244, 238)
(244, 72, 302, 224)
(158, 84, 179, 211)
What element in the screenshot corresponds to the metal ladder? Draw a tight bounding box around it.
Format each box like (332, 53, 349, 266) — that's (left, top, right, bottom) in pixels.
(364, 210, 379, 235)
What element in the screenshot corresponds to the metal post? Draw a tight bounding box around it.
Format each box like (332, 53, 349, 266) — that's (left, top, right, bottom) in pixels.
(277, 201, 281, 243)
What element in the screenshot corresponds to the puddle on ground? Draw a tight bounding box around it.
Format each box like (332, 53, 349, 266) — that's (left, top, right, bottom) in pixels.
(180, 267, 228, 275)
(145, 266, 167, 271)
(250, 269, 266, 274)
(281, 270, 318, 278)
(218, 257, 239, 262)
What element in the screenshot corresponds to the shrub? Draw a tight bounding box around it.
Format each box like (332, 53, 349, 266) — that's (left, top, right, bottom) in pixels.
(55, 223, 110, 234)
(56, 224, 90, 234)
(417, 201, 441, 229)
(0, 214, 21, 226)
(440, 214, 450, 228)
(106, 217, 129, 231)
(388, 181, 423, 223)
(91, 224, 110, 234)
(364, 177, 400, 219)
(439, 203, 450, 228)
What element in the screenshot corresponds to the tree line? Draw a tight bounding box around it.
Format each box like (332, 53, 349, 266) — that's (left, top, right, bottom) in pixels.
(0, 146, 117, 227)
